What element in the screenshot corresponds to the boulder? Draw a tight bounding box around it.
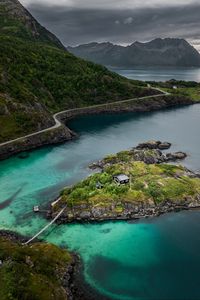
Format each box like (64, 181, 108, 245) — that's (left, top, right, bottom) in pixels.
(158, 142, 171, 150)
(173, 152, 187, 160)
(166, 152, 187, 161)
(136, 140, 161, 149)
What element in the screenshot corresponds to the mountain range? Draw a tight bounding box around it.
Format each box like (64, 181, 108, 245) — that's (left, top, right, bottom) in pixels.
(68, 39, 200, 68)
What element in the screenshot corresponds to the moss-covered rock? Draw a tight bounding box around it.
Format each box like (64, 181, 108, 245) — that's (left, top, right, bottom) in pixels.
(0, 234, 74, 300)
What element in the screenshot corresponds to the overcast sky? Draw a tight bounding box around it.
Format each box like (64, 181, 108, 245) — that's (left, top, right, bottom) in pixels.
(21, 0, 200, 51)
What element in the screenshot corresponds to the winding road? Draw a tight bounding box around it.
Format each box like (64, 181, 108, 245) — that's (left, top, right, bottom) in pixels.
(0, 87, 169, 148)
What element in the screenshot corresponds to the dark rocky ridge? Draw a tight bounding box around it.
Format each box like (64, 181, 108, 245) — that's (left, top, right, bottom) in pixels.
(0, 0, 65, 48)
(68, 38, 200, 67)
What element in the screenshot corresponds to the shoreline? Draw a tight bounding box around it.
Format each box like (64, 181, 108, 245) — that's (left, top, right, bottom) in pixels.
(0, 94, 195, 161)
(0, 230, 107, 300)
(53, 203, 200, 225)
(49, 141, 200, 225)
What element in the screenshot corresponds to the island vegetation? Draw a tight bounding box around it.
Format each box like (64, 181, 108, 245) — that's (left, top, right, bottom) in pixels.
(51, 141, 200, 222)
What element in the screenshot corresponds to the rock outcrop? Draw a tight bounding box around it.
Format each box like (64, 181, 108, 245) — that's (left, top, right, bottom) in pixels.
(55, 196, 200, 224)
(90, 140, 187, 169)
(136, 140, 171, 150)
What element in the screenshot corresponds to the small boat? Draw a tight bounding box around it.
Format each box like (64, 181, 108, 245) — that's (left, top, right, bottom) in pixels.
(33, 206, 40, 213)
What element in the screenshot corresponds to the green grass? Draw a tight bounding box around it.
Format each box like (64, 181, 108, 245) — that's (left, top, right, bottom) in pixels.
(59, 156, 200, 212)
(0, 237, 72, 300)
(169, 87, 200, 102)
(148, 80, 200, 102)
(0, 0, 156, 142)
(0, 35, 154, 142)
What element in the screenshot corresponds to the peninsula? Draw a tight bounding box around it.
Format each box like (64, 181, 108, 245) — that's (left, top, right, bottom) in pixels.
(50, 141, 200, 223)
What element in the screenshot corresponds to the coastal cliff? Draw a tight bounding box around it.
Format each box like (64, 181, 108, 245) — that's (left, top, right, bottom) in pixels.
(50, 141, 200, 223)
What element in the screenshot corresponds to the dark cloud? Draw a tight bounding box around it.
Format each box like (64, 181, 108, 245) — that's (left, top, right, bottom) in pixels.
(27, 2, 200, 50)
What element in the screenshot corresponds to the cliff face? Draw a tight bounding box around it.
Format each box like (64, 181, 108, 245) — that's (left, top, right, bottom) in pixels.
(68, 38, 200, 67)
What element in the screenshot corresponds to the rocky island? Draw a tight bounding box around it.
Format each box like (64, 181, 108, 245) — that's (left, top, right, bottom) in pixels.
(50, 141, 200, 223)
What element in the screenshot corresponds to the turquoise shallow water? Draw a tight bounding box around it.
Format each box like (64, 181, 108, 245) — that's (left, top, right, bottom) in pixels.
(0, 104, 200, 299)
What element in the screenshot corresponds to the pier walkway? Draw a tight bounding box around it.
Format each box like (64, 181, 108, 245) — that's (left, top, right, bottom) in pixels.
(24, 207, 66, 245)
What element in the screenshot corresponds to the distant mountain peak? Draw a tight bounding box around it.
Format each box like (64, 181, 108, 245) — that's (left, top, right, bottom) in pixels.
(68, 38, 200, 67)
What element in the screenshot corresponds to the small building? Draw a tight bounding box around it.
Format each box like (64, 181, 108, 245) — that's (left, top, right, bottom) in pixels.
(173, 85, 178, 89)
(33, 206, 40, 213)
(114, 174, 130, 185)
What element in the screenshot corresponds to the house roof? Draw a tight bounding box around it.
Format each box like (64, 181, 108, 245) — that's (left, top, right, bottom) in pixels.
(114, 174, 129, 181)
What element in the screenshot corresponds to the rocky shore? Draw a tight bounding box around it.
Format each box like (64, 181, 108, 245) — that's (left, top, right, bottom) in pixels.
(89, 140, 187, 169)
(0, 94, 194, 161)
(0, 125, 76, 161)
(54, 194, 200, 224)
(0, 230, 97, 300)
(50, 141, 200, 224)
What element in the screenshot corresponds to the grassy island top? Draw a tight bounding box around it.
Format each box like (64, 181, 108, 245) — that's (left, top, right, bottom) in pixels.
(58, 148, 200, 213)
(0, 236, 72, 300)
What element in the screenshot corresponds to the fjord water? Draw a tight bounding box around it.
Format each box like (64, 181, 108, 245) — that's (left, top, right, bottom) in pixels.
(1, 104, 200, 299)
(109, 66, 200, 82)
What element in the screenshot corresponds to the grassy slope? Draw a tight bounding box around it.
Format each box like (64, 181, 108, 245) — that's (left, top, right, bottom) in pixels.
(149, 80, 200, 102)
(0, 1, 154, 142)
(59, 150, 200, 214)
(0, 236, 72, 300)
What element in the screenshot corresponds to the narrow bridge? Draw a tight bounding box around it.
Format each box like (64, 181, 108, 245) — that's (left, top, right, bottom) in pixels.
(23, 207, 66, 245)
